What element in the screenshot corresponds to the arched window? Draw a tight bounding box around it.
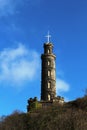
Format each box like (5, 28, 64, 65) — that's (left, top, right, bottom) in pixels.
(48, 82, 51, 88)
(48, 49, 50, 54)
(48, 70, 51, 77)
(48, 61, 50, 66)
(48, 94, 51, 101)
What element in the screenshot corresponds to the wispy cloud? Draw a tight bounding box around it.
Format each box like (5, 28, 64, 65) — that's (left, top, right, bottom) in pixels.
(0, 0, 16, 16)
(0, 0, 43, 16)
(0, 43, 40, 88)
(0, 0, 24, 16)
(56, 78, 70, 95)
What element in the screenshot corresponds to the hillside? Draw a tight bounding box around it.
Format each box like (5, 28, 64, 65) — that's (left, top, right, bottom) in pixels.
(0, 96, 87, 130)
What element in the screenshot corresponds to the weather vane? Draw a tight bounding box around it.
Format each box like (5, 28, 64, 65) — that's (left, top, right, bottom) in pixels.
(46, 31, 51, 43)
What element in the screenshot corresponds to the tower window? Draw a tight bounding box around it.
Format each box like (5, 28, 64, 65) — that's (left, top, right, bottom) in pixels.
(53, 61, 55, 68)
(48, 94, 51, 101)
(48, 70, 51, 77)
(48, 82, 51, 88)
(48, 61, 50, 66)
(48, 49, 50, 54)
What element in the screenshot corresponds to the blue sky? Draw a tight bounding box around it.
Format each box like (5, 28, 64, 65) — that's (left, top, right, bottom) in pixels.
(0, 0, 87, 116)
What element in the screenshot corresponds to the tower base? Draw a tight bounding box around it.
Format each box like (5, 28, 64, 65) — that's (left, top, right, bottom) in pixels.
(27, 96, 64, 112)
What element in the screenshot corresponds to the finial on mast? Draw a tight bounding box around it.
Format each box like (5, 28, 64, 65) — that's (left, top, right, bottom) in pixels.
(45, 31, 51, 43)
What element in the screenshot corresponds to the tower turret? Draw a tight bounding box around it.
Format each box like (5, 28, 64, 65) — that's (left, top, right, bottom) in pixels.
(41, 33, 56, 101)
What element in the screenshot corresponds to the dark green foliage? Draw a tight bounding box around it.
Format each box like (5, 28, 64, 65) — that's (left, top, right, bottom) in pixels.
(0, 96, 87, 130)
(67, 96, 87, 110)
(27, 97, 42, 112)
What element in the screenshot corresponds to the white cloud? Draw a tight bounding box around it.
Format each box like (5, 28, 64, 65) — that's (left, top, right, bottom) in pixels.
(0, 43, 70, 94)
(56, 78, 70, 95)
(0, 43, 40, 87)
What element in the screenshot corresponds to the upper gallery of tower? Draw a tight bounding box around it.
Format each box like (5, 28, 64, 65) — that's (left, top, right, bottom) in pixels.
(43, 32, 56, 58)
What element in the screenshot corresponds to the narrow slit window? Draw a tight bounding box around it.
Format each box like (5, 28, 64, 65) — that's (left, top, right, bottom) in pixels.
(48, 49, 50, 54)
(48, 61, 50, 66)
(48, 82, 51, 88)
(48, 70, 51, 77)
(48, 94, 51, 101)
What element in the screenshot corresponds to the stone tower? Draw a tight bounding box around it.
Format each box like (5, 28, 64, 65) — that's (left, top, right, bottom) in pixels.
(41, 33, 56, 101)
